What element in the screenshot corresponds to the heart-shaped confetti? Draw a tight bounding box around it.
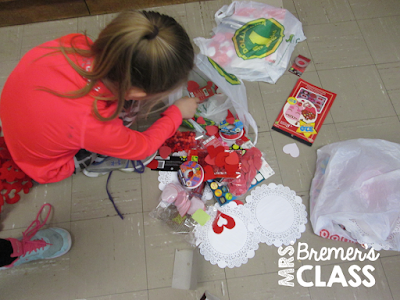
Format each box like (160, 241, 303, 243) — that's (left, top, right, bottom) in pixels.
(283, 143, 300, 158)
(203, 165, 216, 181)
(158, 146, 172, 159)
(204, 154, 216, 166)
(196, 116, 206, 125)
(226, 110, 235, 124)
(206, 125, 219, 137)
(215, 152, 229, 167)
(146, 159, 159, 170)
(225, 151, 239, 165)
(187, 80, 200, 92)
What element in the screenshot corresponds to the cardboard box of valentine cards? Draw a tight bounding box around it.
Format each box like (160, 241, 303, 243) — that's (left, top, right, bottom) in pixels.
(272, 79, 337, 146)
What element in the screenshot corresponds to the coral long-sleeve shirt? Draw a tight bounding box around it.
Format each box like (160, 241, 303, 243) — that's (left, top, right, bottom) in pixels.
(0, 34, 182, 183)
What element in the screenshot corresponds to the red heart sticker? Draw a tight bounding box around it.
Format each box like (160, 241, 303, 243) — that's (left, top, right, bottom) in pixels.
(215, 152, 229, 167)
(203, 165, 216, 182)
(207, 145, 225, 159)
(225, 163, 238, 173)
(158, 146, 172, 159)
(196, 116, 206, 124)
(206, 125, 219, 137)
(212, 211, 236, 234)
(204, 154, 216, 166)
(225, 151, 239, 165)
(226, 110, 235, 124)
(146, 159, 159, 170)
(187, 80, 200, 92)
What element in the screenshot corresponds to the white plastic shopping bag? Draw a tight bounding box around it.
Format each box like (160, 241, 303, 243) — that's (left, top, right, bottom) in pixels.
(193, 1, 306, 83)
(168, 54, 258, 144)
(310, 139, 400, 251)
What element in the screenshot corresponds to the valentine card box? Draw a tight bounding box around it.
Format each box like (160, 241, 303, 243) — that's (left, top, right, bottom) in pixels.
(272, 79, 336, 146)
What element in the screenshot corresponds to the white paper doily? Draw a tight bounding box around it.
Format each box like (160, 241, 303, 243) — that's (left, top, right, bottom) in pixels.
(245, 183, 307, 247)
(194, 202, 259, 268)
(158, 171, 213, 202)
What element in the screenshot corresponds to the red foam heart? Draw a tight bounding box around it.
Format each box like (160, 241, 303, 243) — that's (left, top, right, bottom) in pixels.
(204, 154, 216, 165)
(225, 163, 238, 173)
(196, 116, 206, 125)
(225, 151, 239, 165)
(158, 146, 172, 159)
(226, 110, 235, 124)
(203, 165, 215, 181)
(207, 145, 225, 159)
(215, 152, 229, 167)
(212, 211, 236, 234)
(146, 159, 159, 170)
(206, 125, 219, 136)
(187, 80, 200, 92)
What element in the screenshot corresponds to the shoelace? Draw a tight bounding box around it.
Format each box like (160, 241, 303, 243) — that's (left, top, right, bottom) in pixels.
(11, 203, 52, 257)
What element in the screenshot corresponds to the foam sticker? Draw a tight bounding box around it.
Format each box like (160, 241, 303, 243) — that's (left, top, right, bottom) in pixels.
(283, 143, 300, 158)
(225, 151, 239, 165)
(158, 146, 172, 159)
(215, 152, 229, 167)
(206, 125, 219, 136)
(205, 154, 216, 166)
(197, 116, 206, 124)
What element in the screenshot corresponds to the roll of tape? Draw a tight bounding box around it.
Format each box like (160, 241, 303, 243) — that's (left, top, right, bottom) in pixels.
(178, 161, 204, 189)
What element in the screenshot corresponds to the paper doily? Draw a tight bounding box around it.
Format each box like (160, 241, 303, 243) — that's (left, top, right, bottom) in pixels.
(158, 171, 213, 202)
(194, 202, 259, 268)
(245, 183, 307, 247)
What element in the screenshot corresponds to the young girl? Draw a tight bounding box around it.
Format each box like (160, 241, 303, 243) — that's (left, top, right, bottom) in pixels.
(0, 10, 199, 184)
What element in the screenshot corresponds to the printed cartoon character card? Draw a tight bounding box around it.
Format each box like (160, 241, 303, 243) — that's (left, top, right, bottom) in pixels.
(272, 79, 336, 146)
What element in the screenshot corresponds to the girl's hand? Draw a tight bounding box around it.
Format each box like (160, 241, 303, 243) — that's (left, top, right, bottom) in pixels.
(173, 96, 199, 119)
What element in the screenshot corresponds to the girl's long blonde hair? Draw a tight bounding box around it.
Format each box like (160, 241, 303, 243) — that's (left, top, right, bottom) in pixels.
(52, 11, 194, 121)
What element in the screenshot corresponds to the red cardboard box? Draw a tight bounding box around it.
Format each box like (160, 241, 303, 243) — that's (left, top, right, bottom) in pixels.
(272, 79, 337, 146)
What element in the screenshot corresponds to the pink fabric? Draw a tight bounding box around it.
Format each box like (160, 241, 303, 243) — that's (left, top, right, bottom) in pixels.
(0, 34, 182, 183)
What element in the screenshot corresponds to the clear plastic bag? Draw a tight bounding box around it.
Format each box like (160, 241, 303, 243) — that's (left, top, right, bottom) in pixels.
(193, 1, 306, 84)
(310, 139, 400, 251)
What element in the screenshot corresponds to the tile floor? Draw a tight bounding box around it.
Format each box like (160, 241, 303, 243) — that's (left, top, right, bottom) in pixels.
(0, 0, 400, 299)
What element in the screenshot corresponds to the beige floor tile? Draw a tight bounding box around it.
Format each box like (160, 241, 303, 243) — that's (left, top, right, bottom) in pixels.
(227, 273, 312, 300)
(69, 214, 147, 299)
(304, 21, 374, 70)
(71, 171, 142, 221)
(0, 223, 71, 300)
(21, 18, 78, 56)
(349, 0, 400, 19)
(224, 243, 292, 279)
(141, 168, 162, 213)
(271, 124, 340, 193)
(77, 13, 118, 40)
(143, 214, 225, 289)
(148, 280, 229, 300)
(318, 65, 396, 123)
(377, 62, 400, 115)
(381, 256, 400, 299)
(358, 16, 400, 65)
(0, 60, 18, 90)
(0, 25, 23, 62)
(305, 260, 392, 299)
(294, 0, 354, 25)
(86, 290, 149, 300)
(282, 0, 297, 15)
(0, 178, 72, 230)
(336, 116, 400, 144)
